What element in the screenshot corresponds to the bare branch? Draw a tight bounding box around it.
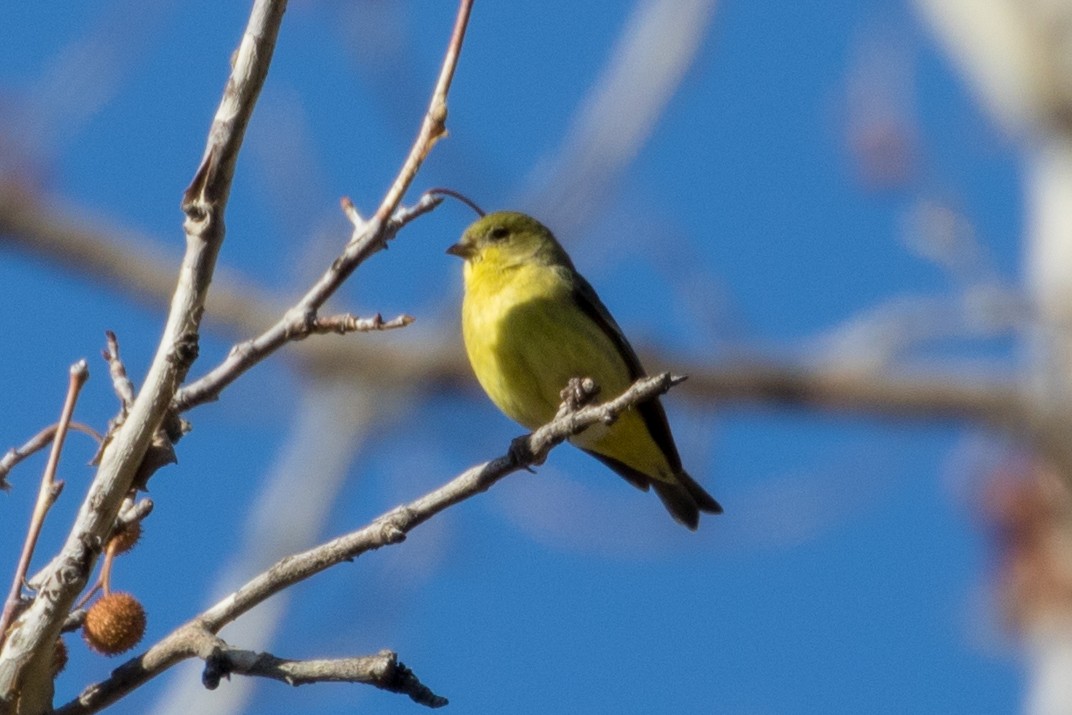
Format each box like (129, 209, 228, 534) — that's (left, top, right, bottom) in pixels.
(262, 0, 473, 329)
(171, 193, 441, 414)
(200, 645, 447, 708)
(194, 373, 682, 634)
(56, 623, 446, 715)
(0, 1, 287, 707)
(51, 373, 678, 714)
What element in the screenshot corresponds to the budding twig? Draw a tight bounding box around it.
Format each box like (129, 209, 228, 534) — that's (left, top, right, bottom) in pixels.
(102, 331, 135, 413)
(0, 361, 88, 648)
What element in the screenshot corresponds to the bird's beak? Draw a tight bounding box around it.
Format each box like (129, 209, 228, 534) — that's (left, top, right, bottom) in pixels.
(446, 241, 474, 259)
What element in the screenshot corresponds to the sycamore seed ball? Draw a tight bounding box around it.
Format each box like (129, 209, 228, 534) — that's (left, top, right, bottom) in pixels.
(83, 592, 146, 656)
(108, 521, 142, 555)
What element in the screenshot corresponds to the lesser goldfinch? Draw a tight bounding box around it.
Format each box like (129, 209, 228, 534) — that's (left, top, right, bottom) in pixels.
(447, 211, 722, 529)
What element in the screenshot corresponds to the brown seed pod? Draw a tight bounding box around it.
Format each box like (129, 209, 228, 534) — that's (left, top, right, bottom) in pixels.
(108, 521, 142, 555)
(52, 638, 68, 675)
(82, 592, 146, 656)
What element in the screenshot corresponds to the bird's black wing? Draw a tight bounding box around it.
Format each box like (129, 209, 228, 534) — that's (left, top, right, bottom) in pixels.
(568, 271, 684, 474)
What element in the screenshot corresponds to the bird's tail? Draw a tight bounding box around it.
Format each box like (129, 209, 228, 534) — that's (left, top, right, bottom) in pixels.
(582, 449, 722, 530)
(651, 471, 723, 531)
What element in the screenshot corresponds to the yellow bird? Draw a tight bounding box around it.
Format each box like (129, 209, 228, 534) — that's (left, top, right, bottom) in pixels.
(448, 210, 722, 529)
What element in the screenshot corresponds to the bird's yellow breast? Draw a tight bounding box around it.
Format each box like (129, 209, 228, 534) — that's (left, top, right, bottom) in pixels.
(460, 255, 667, 476)
(461, 258, 582, 428)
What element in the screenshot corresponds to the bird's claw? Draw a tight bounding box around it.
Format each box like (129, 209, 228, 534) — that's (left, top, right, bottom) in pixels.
(559, 377, 600, 413)
(508, 435, 542, 470)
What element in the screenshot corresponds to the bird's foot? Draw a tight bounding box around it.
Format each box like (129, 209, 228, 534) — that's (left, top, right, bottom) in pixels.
(508, 435, 540, 472)
(558, 377, 600, 416)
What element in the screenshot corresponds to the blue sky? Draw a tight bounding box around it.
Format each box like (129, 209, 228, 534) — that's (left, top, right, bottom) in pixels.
(1, 1, 1025, 713)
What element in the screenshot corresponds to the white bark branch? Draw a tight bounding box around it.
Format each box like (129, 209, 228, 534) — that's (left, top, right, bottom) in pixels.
(0, 1, 287, 711)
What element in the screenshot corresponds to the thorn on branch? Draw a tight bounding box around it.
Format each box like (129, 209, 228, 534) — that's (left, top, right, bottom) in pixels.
(170, 330, 201, 369)
(202, 647, 233, 690)
(61, 608, 87, 634)
(48, 480, 65, 504)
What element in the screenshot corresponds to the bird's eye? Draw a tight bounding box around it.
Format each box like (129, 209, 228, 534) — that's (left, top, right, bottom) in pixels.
(489, 226, 509, 241)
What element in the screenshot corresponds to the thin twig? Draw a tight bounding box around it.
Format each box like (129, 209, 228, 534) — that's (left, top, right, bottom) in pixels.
(52, 373, 678, 715)
(0, 423, 102, 490)
(308, 313, 414, 335)
(0, 361, 88, 648)
(171, 0, 475, 414)
(171, 194, 440, 413)
(368, 0, 473, 228)
(102, 331, 135, 413)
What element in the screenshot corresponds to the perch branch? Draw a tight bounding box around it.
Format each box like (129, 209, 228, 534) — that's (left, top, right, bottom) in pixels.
(52, 373, 678, 714)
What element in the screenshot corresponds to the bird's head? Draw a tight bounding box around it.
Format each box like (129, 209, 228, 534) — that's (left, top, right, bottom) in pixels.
(447, 211, 573, 270)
